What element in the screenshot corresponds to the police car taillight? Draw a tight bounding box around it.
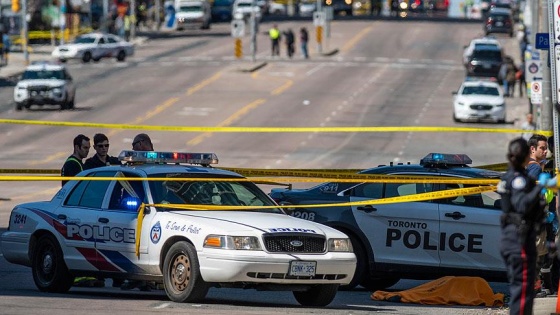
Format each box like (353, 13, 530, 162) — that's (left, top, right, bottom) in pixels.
(420, 153, 472, 166)
(118, 150, 218, 165)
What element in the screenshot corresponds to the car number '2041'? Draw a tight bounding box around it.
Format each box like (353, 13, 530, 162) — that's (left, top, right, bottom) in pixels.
(291, 211, 315, 221)
(14, 214, 27, 224)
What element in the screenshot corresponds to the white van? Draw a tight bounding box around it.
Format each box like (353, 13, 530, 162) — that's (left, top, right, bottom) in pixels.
(175, 0, 212, 30)
(232, 0, 262, 21)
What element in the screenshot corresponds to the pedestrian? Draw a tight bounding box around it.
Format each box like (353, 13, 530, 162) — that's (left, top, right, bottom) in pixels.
(269, 24, 281, 57)
(526, 134, 555, 297)
(498, 137, 551, 315)
(115, 14, 125, 38)
(517, 62, 526, 98)
(84, 133, 121, 170)
(520, 112, 536, 141)
(132, 133, 154, 151)
(300, 27, 309, 59)
(61, 134, 90, 187)
(2, 32, 11, 66)
(506, 59, 518, 98)
(283, 28, 295, 59)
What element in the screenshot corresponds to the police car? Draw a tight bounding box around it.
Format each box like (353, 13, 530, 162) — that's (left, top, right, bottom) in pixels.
(14, 62, 76, 111)
(452, 78, 506, 123)
(1, 151, 356, 306)
(269, 153, 504, 291)
(51, 32, 134, 63)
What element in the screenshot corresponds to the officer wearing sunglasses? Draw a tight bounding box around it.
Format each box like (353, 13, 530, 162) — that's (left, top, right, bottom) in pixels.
(84, 133, 122, 170)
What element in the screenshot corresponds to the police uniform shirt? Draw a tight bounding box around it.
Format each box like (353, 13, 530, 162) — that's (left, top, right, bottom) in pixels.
(61, 155, 83, 186)
(84, 154, 121, 170)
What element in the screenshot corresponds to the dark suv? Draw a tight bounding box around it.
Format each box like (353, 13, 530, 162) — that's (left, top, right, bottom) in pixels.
(485, 8, 514, 37)
(465, 46, 503, 78)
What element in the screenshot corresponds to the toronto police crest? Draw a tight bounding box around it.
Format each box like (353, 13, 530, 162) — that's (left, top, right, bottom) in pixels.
(151, 221, 162, 244)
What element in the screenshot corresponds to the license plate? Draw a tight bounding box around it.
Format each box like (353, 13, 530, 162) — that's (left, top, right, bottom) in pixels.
(482, 64, 491, 69)
(495, 21, 503, 26)
(289, 261, 316, 276)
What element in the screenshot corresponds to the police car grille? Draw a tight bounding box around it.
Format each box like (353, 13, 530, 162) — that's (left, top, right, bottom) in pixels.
(470, 104, 493, 110)
(28, 85, 50, 92)
(263, 234, 326, 253)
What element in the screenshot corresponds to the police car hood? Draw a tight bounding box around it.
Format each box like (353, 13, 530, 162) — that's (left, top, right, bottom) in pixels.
(169, 210, 345, 236)
(17, 79, 66, 88)
(456, 94, 503, 105)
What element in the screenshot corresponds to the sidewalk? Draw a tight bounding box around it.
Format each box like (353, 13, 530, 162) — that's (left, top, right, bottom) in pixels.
(0, 35, 149, 78)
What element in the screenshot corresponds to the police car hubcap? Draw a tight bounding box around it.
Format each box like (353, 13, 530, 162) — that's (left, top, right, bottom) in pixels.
(172, 255, 191, 289)
(42, 253, 53, 274)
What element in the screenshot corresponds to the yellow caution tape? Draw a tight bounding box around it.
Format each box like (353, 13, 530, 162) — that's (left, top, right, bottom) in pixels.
(0, 175, 499, 184)
(135, 203, 145, 258)
(0, 118, 552, 135)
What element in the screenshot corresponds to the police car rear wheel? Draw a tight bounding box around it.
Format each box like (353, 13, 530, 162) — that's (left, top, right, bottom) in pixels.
(293, 284, 339, 306)
(82, 52, 92, 63)
(31, 234, 73, 293)
(163, 241, 209, 302)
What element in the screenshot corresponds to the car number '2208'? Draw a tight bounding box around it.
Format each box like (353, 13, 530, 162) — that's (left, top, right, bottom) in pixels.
(291, 211, 316, 221)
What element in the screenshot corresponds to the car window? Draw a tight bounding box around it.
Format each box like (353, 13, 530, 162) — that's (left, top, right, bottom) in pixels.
(438, 183, 501, 209)
(148, 174, 282, 213)
(22, 70, 64, 80)
(385, 182, 433, 198)
(353, 183, 383, 198)
(107, 36, 118, 44)
(65, 171, 114, 208)
(74, 36, 96, 44)
(471, 49, 502, 61)
(462, 86, 500, 96)
(108, 173, 146, 211)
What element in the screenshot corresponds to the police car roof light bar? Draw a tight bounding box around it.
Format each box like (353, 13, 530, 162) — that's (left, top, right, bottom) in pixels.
(118, 150, 219, 165)
(420, 153, 472, 166)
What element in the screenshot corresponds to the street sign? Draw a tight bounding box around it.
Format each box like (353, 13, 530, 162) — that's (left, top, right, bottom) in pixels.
(313, 11, 326, 26)
(536, 33, 549, 50)
(231, 19, 245, 38)
(531, 81, 543, 105)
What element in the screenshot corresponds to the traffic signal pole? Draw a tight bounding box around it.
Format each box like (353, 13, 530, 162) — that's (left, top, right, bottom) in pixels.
(21, 0, 28, 65)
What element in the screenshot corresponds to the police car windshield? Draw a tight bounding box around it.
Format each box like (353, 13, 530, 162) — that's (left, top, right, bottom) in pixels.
(22, 70, 64, 80)
(148, 174, 282, 213)
(179, 5, 202, 11)
(462, 86, 500, 96)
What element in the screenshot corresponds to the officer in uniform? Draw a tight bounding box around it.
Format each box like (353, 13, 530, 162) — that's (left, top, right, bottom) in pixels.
(498, 137, 554, 315)
(61, 134, 90, 187)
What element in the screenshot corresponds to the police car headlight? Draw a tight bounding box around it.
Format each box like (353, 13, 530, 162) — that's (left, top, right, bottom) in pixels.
(328, 238, 353, 252)
(52, 87, 62, 94)
(204, 235, 262, 250)
(497, 103, 504, 107)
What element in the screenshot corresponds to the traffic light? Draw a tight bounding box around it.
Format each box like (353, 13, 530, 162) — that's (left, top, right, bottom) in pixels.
(12, 0, 20, 12)
(234, 38, 242, 59)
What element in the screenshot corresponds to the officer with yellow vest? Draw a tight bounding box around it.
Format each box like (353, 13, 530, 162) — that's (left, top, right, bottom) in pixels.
(269, 24, 280, 57)
(61, 134, 90, 187)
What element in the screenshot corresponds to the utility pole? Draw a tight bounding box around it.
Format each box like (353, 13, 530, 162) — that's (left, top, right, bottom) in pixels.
(21, 0, 28, 65)
(540, 0, 552, 131)
(250, 0, 257, 62)
(130, 0, 136, 40)
(102, 0, 108, 32)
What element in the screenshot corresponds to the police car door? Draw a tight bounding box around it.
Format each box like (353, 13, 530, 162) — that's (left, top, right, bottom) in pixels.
(437, 182, 503, 272)
(348, 179, 440, 267)
(58, 171, 114, 270)
(96, 171, 147, 273)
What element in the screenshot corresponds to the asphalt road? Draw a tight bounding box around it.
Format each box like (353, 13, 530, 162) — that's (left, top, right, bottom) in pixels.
(0, 18, 545, 314)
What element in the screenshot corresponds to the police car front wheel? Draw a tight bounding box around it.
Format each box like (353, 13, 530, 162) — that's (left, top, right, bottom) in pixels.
(31, 234, 73, 293)
(163, 241, 210, 303)
(293, 284, 339, 306)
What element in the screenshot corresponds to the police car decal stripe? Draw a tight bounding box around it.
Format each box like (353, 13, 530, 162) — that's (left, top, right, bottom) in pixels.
(99, 250, 147, 274)
(76, 247, 121, 272)
(29, 209, 143, 273)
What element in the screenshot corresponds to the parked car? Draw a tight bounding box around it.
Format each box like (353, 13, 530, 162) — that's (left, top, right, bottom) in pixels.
(484, 7, 514, 37)
(1, 150, 356, 306)
(462, 36, 502, 66)
(453, 78, 506, 123)
(13, 62, 76, 111)
(269, 153, 505, 291)
(51, 32, 134, 63)
(465, 45, 504, 78)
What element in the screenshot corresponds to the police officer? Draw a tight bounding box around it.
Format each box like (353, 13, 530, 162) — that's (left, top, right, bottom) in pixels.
(498, 137, 553, 315)
(61, 134, 90, 187)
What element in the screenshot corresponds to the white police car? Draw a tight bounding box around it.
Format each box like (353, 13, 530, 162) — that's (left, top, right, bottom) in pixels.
(452, 78, 506, 123)
(13, 62, 76, 111)
(1, 151, 356, 306)
(270, 153, 504, 291)
(51, 32, 134, 63)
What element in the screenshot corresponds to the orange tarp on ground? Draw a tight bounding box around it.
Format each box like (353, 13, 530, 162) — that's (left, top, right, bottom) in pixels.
(371, 276, 504, 307)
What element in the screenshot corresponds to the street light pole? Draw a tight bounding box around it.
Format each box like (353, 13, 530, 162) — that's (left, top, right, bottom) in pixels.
(21, 0, 28, 64)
